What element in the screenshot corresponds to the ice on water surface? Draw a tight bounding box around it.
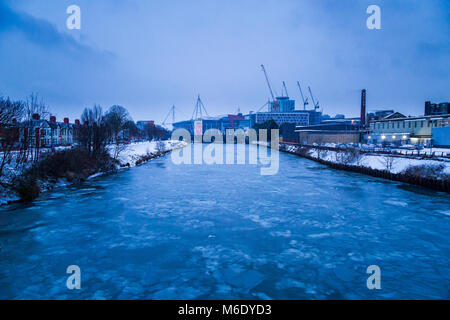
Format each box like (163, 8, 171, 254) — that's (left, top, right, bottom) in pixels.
(0, 145, 449, 299)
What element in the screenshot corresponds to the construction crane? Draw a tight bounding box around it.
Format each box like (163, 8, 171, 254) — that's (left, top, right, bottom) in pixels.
(297, 81, 309, 110)
(282, 81, 289, 98)
(308, 86, 320, 111)
(261, 64, 276, 102)
(261, 64, 279, 112)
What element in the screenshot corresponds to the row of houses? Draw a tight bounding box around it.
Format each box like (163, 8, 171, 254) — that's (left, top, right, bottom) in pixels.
(1, 114, 80, 149)
(1, 114, 166, 150)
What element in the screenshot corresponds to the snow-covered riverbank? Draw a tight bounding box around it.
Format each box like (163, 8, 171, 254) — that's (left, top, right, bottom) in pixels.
(304, 148, 450, 175)
(0, 140, 187, 205)
(109, 140, 186, 167)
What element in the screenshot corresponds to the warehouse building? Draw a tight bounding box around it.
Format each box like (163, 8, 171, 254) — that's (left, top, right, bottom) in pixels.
(364, 113, 450, 146)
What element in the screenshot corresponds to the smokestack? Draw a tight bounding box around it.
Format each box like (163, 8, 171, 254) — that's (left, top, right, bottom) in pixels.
(32, 113, 40, 121)
(64, 118, 69, 124)
(361, 89, 366, 127)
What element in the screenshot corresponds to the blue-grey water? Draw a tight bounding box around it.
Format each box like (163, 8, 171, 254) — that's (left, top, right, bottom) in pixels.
(0, 145, 449, 300)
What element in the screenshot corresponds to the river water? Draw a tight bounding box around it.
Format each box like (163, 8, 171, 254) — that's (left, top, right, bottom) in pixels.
(0, 145, 448, 299)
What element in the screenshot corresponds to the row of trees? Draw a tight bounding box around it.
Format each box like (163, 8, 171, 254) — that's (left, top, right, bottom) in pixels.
(78, 104, 169, 159)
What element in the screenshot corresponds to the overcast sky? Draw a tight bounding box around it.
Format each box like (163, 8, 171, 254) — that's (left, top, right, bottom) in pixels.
(1, 0, 449, 123)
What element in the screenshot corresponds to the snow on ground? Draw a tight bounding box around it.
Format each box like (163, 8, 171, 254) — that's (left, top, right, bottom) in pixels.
(285, 145, 450, 175)
(361, 155, 450, 174)
(109, 140, 186, 167)
(393, 147, 450, 157)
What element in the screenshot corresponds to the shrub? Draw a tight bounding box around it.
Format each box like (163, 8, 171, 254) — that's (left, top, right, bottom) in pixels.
(13, 148, 118, 202)
(402, 163, 446, 179)
(12, 175, 40, 202)
(28, 148, 117, 180)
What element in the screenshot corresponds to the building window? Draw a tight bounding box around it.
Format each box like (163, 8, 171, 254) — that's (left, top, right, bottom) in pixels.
(409, 122, 411, 128)
(403, 122, 405, 128)
(421, 121, 424, 127)
(415, 122, 417, 128)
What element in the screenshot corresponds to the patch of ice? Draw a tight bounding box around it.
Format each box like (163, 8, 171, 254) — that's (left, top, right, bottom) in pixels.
(383, 200, 408, 207)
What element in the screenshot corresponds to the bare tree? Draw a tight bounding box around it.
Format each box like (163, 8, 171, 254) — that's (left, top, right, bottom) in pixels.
(155, 140, 166, 154)
(103, 105, 133, 161)
(0, 97, 24, 126)
(22, 94, 49, 163)
(0, 97, 24, 177)
(379, 155, 397, 172)
(104, 105, 131, 143)
(112, 143, 128, 161)
(80, 105, 107, 156)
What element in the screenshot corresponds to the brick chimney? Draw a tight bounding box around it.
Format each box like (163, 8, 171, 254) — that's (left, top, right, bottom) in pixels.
(75, 119, 80, 125)
(12, 119, 17, 125)
(360, 89, 367, 127)
(64, 118, 69, 124)
(50, 116, 56, 123)
(32, 113, 40, 121)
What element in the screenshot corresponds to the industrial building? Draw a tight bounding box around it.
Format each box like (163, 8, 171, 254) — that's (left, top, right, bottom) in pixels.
(255, 65, 323, 127)
(250, 109, 322, 127)
(367, 110, 395, 122)
(296, 119, 361, 145)
(433, 126, 450, 147)
(425, 101, 450, 116)
(269, 96, 295, 112)
(364, 113, 450, 145)
(294, 89, 367, 145)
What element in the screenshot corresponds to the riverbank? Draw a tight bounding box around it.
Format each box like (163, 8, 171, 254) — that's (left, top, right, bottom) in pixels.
(0, 140, 187, 205)
(280, 143, 450, 193)
(110, 140, 186, 168)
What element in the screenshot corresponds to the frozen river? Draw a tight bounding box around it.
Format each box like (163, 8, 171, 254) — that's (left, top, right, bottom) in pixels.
(0, 145, 448, 299)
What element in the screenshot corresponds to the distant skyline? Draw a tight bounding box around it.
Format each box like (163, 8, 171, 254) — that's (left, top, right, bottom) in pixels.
(1, 0, 449, 123)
